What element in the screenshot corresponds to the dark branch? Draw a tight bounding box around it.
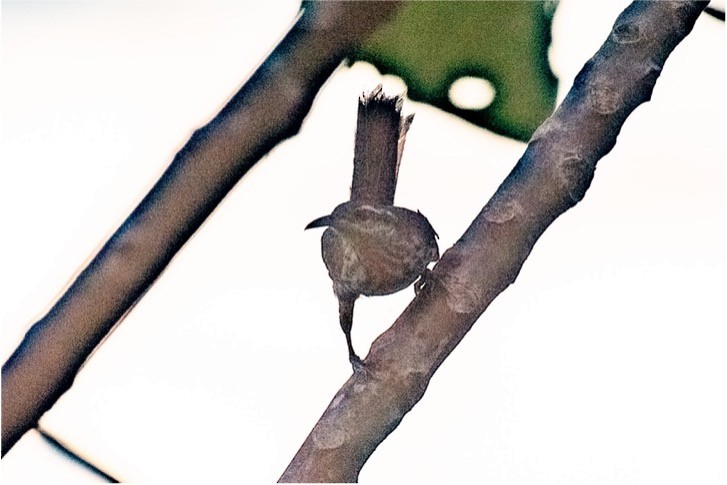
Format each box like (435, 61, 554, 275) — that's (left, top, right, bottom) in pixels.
(279, 2, 708, 482)
(704, 5, 725, 20)
(37, 427, 120, 483)
(1, 2, 402, 456)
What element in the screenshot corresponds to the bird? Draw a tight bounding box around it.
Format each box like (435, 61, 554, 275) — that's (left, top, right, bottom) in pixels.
(306, 201, 439, 370)
(306, 86, 439, 371)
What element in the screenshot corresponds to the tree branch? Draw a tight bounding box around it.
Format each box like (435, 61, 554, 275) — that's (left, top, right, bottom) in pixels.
(1, 2, 402, 455)
(279, 1, 707, 482)
(36, 427, 120, 483)
(703, 5, 725, 21)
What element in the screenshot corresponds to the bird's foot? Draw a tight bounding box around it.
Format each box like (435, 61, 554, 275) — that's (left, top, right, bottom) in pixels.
(349, 354, 367, 374)
(414, 268, 433, 295)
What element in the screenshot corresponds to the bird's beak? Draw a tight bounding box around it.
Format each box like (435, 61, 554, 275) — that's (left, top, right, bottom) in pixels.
(305, 214, 333, 230)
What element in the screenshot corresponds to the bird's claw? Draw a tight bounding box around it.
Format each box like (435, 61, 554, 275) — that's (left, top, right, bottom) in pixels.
(414, 268, 433, 295)
(349, 354, 367, 374)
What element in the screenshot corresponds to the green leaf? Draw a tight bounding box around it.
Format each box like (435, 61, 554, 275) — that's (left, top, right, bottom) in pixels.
(352, 1, 558, 141)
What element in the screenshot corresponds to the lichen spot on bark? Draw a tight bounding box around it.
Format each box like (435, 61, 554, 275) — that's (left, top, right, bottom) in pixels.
(484, 199, 522, 224)
(529, 117, 562, 143)
(436, 248, 484, 314)
(331, 392, 345, 409)
(557, 153, 594, 204)
(440, 271, 482, 314)
(312, 421, 347, 450)
(588, 81, 622, 115)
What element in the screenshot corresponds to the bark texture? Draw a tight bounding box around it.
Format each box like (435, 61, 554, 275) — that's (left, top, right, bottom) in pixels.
(279, 2, 707, 482)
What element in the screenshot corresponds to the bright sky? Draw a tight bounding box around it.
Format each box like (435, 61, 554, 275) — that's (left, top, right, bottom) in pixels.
(1, 1, 725, 482)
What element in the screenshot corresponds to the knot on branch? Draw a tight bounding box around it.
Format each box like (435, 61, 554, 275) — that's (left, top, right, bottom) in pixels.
(435, 249, 485, 314)
(311, 420, 347, 450)
(588, 80, 623, 115)
(529, 117, 563, 143)
(484, 199, 523, 224)
(612, 20, 645, 44)
(557, 152, 595, 204)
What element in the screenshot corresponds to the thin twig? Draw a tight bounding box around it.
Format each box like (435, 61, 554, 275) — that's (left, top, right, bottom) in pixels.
(36, 427, 120, 483)
(704, 5, 725, 20)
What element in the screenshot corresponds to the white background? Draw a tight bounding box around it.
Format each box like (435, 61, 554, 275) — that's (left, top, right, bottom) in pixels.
(1, 1, 725, 482)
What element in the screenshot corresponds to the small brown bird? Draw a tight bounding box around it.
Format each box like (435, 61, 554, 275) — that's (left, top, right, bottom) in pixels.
(307, 86, 438, 371)
(306, 201, 439, 369)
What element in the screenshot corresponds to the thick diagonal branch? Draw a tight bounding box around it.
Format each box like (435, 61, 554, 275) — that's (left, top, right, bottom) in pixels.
(279, 2, 707, 482)
(1, 2, 402, 455)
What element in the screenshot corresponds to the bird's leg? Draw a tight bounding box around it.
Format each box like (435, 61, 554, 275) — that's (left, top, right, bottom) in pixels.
(338, 295, 365, 372)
